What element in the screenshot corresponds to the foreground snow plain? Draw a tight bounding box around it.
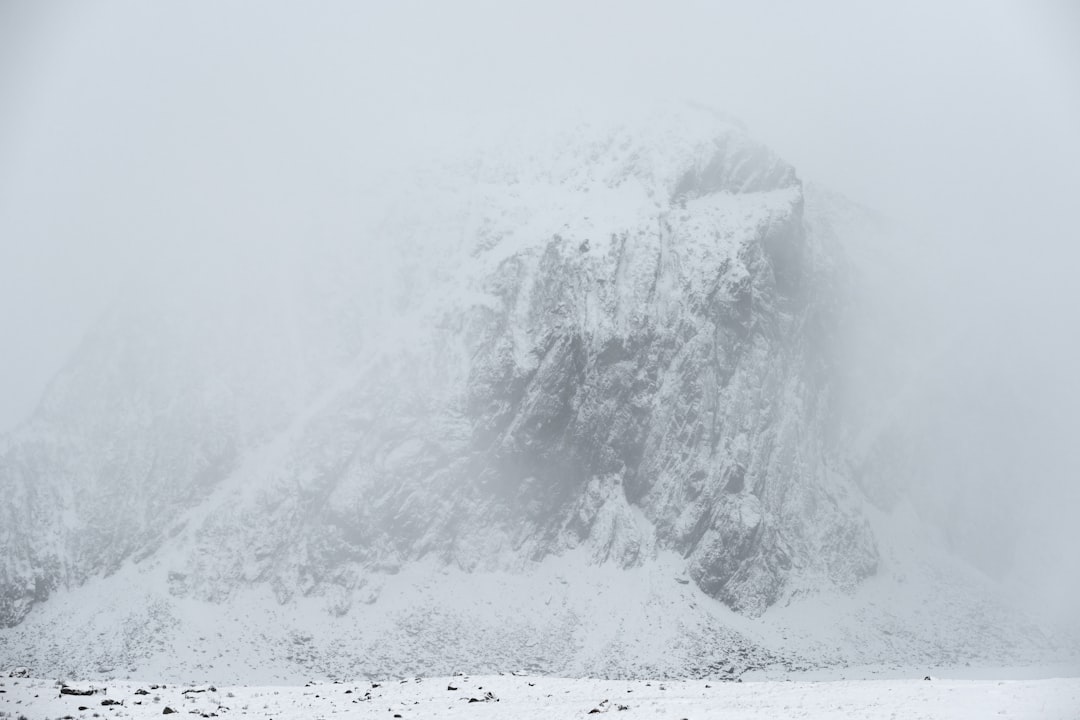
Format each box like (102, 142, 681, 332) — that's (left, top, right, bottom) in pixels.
(3, 673, 1078, 720)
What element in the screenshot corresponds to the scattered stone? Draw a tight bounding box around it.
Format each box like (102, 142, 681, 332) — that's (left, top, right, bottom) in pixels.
(588, 699, 610, 713)
(101, 698, 121, 706)
(135, 689, 150, 695)
(162, 707, 177, 714)
(61, 686, 98, 696)
(447, 684, 458, 691)
(466, 690, 498, 703)
(7, 667, 30, 678)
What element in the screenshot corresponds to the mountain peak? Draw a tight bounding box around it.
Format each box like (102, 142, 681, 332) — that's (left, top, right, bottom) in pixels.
(1, 107, 1062, 680)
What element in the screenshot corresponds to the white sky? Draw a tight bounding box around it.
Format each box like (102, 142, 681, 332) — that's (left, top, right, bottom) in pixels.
(0, 0, 1078, 433)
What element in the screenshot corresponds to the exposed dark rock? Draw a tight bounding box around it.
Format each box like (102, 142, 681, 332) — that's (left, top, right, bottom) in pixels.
(60, 686, 97, 696)
(466, 690, 498, 703)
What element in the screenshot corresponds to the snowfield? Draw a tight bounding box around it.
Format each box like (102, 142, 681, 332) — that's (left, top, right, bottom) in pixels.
(2, 673, 1078, 720)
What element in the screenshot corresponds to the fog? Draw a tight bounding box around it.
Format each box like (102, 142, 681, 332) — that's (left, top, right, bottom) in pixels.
(1, 1, 1078, 620)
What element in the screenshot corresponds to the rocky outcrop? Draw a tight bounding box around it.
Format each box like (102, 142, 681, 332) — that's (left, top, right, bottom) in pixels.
(0, 106, 876, 628)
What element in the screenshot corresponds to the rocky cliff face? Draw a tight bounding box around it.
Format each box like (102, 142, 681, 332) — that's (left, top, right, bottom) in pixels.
(0, 107, 877, 632)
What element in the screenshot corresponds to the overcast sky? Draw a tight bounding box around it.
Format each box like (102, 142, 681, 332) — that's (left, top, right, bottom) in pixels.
(1, 0, 1078, 435)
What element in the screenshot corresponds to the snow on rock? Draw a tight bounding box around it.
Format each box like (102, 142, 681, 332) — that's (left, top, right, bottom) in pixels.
(0, 103, 1071, 679)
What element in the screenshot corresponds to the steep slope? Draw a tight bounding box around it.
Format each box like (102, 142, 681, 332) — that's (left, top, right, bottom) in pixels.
(0, 106, 1064, 678)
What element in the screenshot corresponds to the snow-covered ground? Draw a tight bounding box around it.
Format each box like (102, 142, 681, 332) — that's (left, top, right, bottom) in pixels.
(4, 543, 1074, 685)
(2, 673, 1077, 719)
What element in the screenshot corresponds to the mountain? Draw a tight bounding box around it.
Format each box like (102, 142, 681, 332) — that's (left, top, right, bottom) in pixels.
(0, 105, 1071, 681)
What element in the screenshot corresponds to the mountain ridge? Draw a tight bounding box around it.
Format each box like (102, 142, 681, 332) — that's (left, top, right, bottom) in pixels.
(1, 106, 1070, 678)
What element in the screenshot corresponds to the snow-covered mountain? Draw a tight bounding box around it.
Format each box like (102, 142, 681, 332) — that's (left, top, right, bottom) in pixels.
(0, 105, 1071, 680)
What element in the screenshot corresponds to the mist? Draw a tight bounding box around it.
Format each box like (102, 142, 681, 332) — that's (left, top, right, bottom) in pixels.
(2, 0, 1079, 661)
